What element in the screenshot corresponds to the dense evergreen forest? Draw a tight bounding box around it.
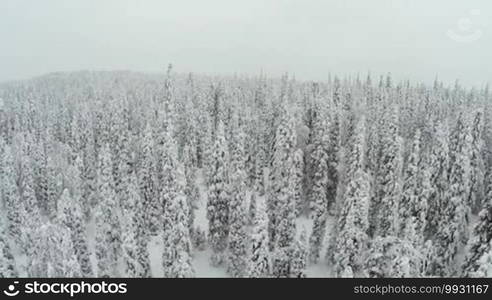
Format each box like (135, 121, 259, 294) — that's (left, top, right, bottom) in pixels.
(0, 68, 491, 278)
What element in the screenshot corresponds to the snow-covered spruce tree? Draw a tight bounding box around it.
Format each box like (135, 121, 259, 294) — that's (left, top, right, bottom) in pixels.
(399, 130, 421, 237)
(192, 226, 207, 251)
(268, 111, 296, 251)
(366, 91, 385, 232)
(159, 63, 175, 136)
(162, 163, 195, 278)
(160, 126, 179, 228)
(202, 117, 215, 186)
(191, 226, 207, 251)
(462, 175, 492, 277)
(335, 115, 366, 230)
(271, 155, 298, 277)
(293, 148, 305, 216)
(326, 111, 340, 213)
(0, 219, 17, 277)
(253, 132, 267, 196)
(413, 160, 431, 246)
(366, 88, 383, 180)
(420, 239, 438, 276)
(34, 142, 48, 213)
(485, 95, 492, 168)
(161, 128, 186, 275)
(248, 193, 257, 226)
(308, 120, 329, 263)
(69, 113, 83, 159)
(435, 113, 471, 276)
(114, 122, 132, 211)
(111, 105, 127, 197)
(2, 145, 22, 245)
(276, 155, 297, 249)
(227, 190, 249, 277)
(340, 91, 356, 151)
(94, 144, 122, 277)
(333, 118, 370, 276)
(425, 120, 450, 239)
(373, 105, 402, 237)
(0, 137, 5, 202)
(468, 250, 492, 277)
(227, 127, 249, 277)
(207, 120, 230, 266)
(132, 169, 152, 277)
(121, 171, 142, 277)
(337, 105, 358, 211)
(82, 134, 98, 220)
(305, 100, 325, 205)
(28, 222, 81, 277)
(20, 153, 43, 257)
(249, 198, 270, 278)
(364, 236, 422, 278)
(468, 110, 485, 213)
(340, 266, 354, 278)
(155, 73, 176, 197)
(43, 155, 59, 220)
(139, 123, 159, 235)
(57, 187, 92, 277)
(31, 137, 44, 198)
(182, 142, 199, 235)
(291, 228, 308, 278)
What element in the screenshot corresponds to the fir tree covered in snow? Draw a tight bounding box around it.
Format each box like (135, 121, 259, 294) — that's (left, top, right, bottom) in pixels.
(364, 236, 423, 278)
(268, 111, 296, 251)
(81, 131, 98, 219)
(207, 120, 230, 266)
(57, 187, 92, 277)
(308, 119, 329, 263)
(435, 113, 472, 276)
(20, 152, 43, 258)
(2, 145, 22, 245)
(94, 144, 121, 277)
(121, 171, 142, 277)
(249, 199, 270, 278)
(291, 228, 308, 278)
(29, 222, 81, 277)
(0, 219, 17, 277)
(292, 148, 305, 216)
(139, 123, 159, 235)
(399, 130, 421, 238)
(182, 142, 199, 235)
(468, 110, 485, 213)
(159, 125, 195, 277)
(372, 105, 402, 237)
(42, 155, 58, 220)
(333, 118, 370, 276)
(425, 120, 450, 239)
(162, 163, 195, 278)
(133, 170, 152, 278)
(227, 127, 249, 277)
(462, 174, 492, 277)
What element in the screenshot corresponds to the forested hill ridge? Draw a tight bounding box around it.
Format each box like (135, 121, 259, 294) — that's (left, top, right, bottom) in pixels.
(0, 69, 491, 278)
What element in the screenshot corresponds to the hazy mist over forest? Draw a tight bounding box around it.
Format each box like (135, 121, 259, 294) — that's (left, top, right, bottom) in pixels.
(1, 0, 491, 86)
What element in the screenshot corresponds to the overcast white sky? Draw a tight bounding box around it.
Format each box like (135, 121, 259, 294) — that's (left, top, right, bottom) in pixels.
(1, 0, 491, 86)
